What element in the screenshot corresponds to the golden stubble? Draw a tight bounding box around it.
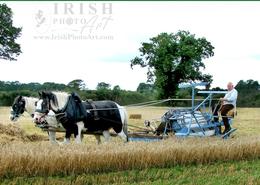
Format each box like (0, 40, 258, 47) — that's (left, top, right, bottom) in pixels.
(1, 106, 260, 177)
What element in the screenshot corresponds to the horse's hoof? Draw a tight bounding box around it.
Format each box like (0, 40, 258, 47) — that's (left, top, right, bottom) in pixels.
(60, 141, 70, 145)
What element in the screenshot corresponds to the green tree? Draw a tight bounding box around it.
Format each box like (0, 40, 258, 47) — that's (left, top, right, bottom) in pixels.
(42, 82, 68, 91)
(137, 82, 155, 94)
(96, 82, 111, 90)
(236, 80, 259, 91)
(0, 3, 22, 61)
(131, 31, 214, 99)
(112, 85, 121, 102)
(67, 79, 86, 91)
(233, 79, 260, 107)
(95, 82, 111, 100)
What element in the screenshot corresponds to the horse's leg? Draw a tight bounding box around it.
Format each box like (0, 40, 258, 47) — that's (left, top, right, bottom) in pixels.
(48, 131, 59, 145)
(94, 135, 101, 144)
(75, 121, 84, 144)
(103, 130, 110, 142)
(63, 131, 71, 144)
(117, 129, 128, 143)
(63, 137, 70, 144)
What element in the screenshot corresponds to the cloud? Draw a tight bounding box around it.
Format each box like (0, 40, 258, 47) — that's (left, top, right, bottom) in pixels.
(1, 1, 260, 91)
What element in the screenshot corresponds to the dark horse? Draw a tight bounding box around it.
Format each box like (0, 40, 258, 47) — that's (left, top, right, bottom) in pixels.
(33, 91, 128, 144)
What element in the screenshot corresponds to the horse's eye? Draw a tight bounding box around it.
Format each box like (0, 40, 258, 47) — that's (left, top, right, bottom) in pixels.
(35, 102, 37, 106)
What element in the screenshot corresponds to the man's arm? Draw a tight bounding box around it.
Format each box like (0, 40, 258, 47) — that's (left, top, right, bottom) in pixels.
(220, 90, 238, 102)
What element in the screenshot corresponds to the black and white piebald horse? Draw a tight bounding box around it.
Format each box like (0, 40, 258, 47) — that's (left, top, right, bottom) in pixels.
(10, 95, 62, 144)
(10, 96, 38, 122)
(33, 91, 128, 144)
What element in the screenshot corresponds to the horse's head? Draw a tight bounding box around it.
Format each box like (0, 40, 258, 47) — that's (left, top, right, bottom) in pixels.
(10, 96, 26, 122)
(33, 91, 54, 124)
(33, 91, 63, 125)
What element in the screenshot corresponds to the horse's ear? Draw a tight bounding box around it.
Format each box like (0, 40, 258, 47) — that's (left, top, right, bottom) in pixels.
(18, 95, 22, 101)
(38, 91, 42, 97)
(39, 91, 47, 98)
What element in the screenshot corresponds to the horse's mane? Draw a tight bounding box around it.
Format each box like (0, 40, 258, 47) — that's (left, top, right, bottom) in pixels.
(50, 91, 70, 111)
(13, 96, 22, 104)
(23, 97, 38, 115)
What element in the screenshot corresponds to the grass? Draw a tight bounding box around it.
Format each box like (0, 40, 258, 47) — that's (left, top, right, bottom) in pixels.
(1, 160, 260, 185)
(1, 106, 260, 184)
(1, 136, 260, 178)
(0, 107, 44, 136)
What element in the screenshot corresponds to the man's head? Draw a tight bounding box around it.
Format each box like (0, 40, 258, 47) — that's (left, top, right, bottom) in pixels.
(227, 82, 234, 91)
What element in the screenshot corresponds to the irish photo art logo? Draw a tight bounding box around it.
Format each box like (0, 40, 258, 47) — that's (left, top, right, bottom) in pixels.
(35, 10, 46, 27)
(34, 3, 114, 41)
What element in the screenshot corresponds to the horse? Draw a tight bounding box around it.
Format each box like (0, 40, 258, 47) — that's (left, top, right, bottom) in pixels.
(10, 95, 38, 122)
(10, 95, 62, 144)
(33, 91, 128, 144)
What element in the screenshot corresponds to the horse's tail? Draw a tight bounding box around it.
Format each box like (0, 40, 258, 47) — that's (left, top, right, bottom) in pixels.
(122, 106, 128, 140)
(117, 104, 128, 142)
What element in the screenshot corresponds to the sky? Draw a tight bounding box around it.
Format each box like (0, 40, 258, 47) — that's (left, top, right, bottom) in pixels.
(1, 1, 260, 91)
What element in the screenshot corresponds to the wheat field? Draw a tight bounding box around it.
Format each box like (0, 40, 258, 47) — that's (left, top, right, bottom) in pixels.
(0, 106, 260, 178)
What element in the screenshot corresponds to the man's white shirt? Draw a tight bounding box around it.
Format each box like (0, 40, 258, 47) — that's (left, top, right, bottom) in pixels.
(223, 89, 238, 107)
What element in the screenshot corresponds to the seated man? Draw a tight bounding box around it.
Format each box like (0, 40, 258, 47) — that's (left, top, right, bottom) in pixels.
(212, 82, 238, 134)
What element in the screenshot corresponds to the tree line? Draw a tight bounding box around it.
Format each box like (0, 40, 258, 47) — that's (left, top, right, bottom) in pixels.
(137, 80, 260, 107)
(0, 80, 153, 106)
(0, 79, 259, 107)
(235, 80, 260, 107)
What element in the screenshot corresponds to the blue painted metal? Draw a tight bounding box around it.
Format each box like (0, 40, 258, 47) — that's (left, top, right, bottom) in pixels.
(170, 83, 236, 139)
(222, 128, 237, 139)
(178, 82, 209, 110)
(128, 137, 162, 142)
(198, 91, 228, 94)
(129, 82, 237, 142)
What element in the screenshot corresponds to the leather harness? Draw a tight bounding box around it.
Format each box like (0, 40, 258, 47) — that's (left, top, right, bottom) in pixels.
(86, 99, 99, 120)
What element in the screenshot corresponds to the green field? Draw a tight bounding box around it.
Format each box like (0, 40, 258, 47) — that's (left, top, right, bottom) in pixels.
(1, 160, 260, 185)
(1, 106, 260, 184)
